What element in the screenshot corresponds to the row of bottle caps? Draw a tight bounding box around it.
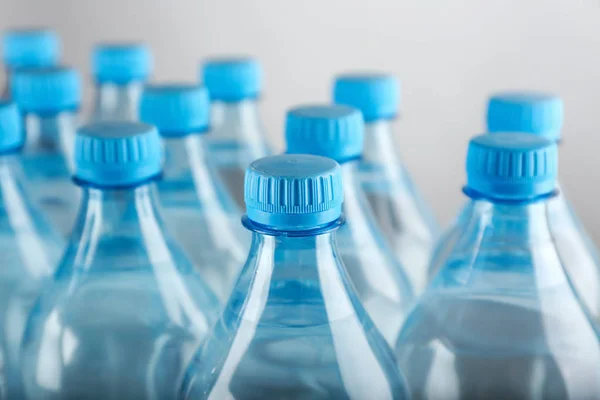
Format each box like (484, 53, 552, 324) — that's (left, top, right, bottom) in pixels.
(1, 27, 599, 399)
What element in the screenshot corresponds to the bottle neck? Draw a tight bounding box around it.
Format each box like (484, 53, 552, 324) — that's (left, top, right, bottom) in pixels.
(92, 81, 144, 122)
(210, 99, 266, 146)
(436, 197, 565, 289)
(161, 135, 238, 213)
(23, 111, 77, 169)
(232, 227, 358, 324)
(65, 182, 174, 270)
(362, 119, 402, 167)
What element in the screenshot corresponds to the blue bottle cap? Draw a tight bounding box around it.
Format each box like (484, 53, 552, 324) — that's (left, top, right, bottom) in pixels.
(74, 122, 162, 188)
(92, 43, 152, 84)
(333, 73, 400, 122)
(11, 66, 81, 113)
(0, 101, 24, 154)
(244, 154, 343, 230)
(201, 57, 261, 102)
(2, 28, 60, 68)
(285, 104, 364, 163)
(139, 84, 210, 137)
(487, 92, 563, 141)
(465, 133, 558, 201)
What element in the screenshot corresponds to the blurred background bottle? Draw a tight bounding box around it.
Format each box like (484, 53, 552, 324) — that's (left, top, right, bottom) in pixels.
(201, 57, 270, 208)
(11, 65, 81, 236)
(1, 28, 60, 98)
(90, 43, 152, 122)
(285, 104, 414, 346)
(140, 83, 248, 302)
(334, 73, 439, 294)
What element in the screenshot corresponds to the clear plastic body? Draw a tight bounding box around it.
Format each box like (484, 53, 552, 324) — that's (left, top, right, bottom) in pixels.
(90, 82, 143, 122)
(158, 135, 249, 302)
(359, 120, 439, 294)
(206, 100, 270, 209)
(397, 197, 600, 399)
(181, 220, 409, 399)
(428, 185, 600, 329)
(21, 183, 220, 400)
(20, 111, 80, 236)
(0, 156, 63, 398)
(334, 162, 414, 346)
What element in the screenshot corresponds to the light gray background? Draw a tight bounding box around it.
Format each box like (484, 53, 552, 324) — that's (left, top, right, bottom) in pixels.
(2, 0, 600, 239)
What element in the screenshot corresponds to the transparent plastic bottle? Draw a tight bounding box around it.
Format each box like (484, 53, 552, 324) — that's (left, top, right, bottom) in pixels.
(140, 83, 248, 302)
(0, 100, 63, 399)
(1, 28, 60, 98)
(21, 122, 220, 400)
(90, 43, 151, 122)
(429, 93, 600, 329)
(11, 66, 81, 236)
(201, 57, 270, 208)
(334, 74, 439, 294)
(396, 133, 600, 399)
(285, 104, 414, 347)
(181, 154, 409, 400)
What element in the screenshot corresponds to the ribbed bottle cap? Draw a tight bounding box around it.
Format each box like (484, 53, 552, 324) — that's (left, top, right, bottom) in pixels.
(2, 28, 60, 68)
(74, 122, 162, 187)
(465, 133, 558, 201)
(487, 92, 563, 141)
(0, 101, 24, 154)
(244, 154, 343, 230)
(93, 43, 152, 84)
(11, 66, 81, 113)
(285, 104, 364, 163)
(139, 84, 210, 136)
(333, 73, 400, 121)
(201, 57, 261, 102)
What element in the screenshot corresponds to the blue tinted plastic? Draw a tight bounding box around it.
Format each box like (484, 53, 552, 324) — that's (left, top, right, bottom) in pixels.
(397, 198, 600, 398)
(360, 120, 439, 293)
(0, 155, 63, 398)
(158, 136, 248, 302)
(21, 182, 220, 399)
(336, 162, 415, 345)
(90, 82, 144, 122)
(206, 100, 270, 209)
(19, 112, 80, 236)
(181, 223, 409, 399)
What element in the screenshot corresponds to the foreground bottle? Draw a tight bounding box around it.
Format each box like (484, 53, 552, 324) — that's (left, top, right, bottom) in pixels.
(334, 74, 439, 294)
(201, 57, 270, 208)
(181, 154, 408, 399)
(11, 66, 81, 236)
(2, 28, 60, 97)
(140, 83, 248, 301)
(0, 100, 63, 399)
(21, 122, 220, 400)
(396, 133, 600, 399)
(286, 105, 414, 347)
(91, 43, 152, 122)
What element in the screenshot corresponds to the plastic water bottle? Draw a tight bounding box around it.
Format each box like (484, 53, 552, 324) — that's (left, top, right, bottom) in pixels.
(396, 133, 600, 399)
(91, 43, 152, 122)
(181, 154, 409, 399)
(0, 100, 63, 399)
(429, 93, 600, 329)
(334, 73, 439, 294)
(1, 28, 59, 98)
(21, 122, 220, 400)
(11, 66, 81, 236)
(140, 83, 248, 302)
(285, 104, 414, 347)
(201, 57, 270, 208)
